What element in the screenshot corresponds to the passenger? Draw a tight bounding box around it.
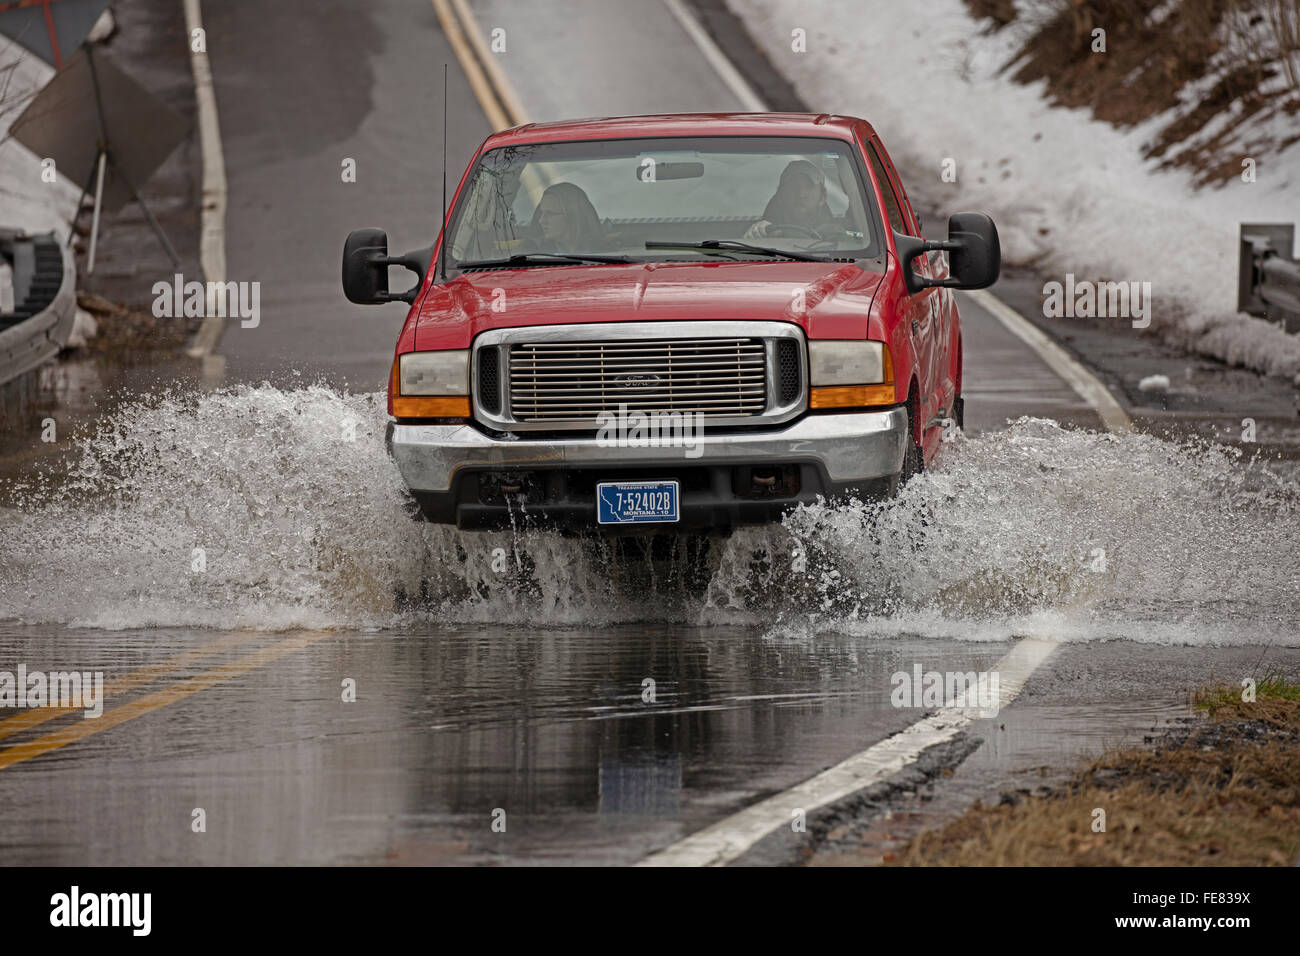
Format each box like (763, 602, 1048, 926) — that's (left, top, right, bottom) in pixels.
(530, 182, 607, 251)
(745, 160, 840, 240)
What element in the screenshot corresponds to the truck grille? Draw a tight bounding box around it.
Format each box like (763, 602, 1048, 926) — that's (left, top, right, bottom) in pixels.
(508, 338, 767, 422)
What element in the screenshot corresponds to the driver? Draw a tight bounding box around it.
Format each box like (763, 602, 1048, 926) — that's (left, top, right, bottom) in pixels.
(529, 181, 607, 252)
(745, 160, 841, 240)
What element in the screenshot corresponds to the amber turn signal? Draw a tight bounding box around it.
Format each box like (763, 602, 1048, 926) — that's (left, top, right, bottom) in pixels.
(392, 396, 471, 417)
(809, 384, 897, 409)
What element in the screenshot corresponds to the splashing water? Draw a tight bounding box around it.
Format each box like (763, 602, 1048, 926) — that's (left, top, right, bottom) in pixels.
(757, 419, 1300, 646)
(1, 387, 1296, 644)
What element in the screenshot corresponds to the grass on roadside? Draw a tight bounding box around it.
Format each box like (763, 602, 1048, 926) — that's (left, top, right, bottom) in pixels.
(77, 291, 193, 356)
(890, 671, 1300, 866)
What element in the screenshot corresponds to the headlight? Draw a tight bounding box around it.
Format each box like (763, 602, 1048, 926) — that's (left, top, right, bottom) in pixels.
(808, 340, 886, 385)
(398, 350, 469, 395)
(391, 350, 470, 419)
(807, 340, 895, 409)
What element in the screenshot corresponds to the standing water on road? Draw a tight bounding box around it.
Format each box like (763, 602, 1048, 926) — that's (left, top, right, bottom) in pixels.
(0, 386, 1296, 644)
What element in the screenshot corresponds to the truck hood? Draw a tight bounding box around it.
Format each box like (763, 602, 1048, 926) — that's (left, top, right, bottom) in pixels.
(412, 259, 887, 350)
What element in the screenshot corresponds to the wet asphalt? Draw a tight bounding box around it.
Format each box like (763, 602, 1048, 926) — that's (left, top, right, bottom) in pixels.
(5, 621, 1294, 865)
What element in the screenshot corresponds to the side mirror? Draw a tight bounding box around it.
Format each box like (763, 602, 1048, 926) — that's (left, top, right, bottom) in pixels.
(342, 227, 429, 305)
(895, 212, 1001, 294)
(946, 212, 1000, 290)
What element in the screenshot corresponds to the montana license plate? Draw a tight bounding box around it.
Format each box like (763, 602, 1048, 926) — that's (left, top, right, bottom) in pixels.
(596, 480, 680, 524)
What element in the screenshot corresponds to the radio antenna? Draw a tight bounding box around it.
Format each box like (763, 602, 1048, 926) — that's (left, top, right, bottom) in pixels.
(438, 62, 448, 281)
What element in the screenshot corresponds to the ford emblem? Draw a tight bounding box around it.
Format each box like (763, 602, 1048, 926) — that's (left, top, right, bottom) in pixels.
(614, 373, 662, 389)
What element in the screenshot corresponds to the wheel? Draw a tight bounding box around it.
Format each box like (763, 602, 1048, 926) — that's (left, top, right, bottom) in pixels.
(900, 402, 923, 487)
(897, 401, 935, 533)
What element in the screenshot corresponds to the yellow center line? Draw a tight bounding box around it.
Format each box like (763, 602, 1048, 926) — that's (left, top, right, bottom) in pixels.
(0, 630, 332, 771)
(431, 0, 550, 214)
(447, 0, 529, 127)
(432, 0, 513, 131)
(0, 629, 263, 742)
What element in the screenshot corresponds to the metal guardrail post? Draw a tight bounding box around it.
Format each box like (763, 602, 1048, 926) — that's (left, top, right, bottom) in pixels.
(1239, 223, 1300, 334)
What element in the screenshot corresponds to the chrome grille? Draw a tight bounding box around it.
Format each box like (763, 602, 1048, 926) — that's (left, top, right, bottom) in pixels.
(508, 338, 767, 422)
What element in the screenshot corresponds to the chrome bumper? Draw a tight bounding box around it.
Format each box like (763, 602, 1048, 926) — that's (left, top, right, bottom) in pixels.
(387, 408, 909, 493)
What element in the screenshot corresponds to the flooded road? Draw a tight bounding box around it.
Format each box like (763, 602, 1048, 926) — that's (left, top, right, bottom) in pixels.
(0, 624, 999, 864)
(2, 386, 1297, 863)
(3, 620, 1292, 865)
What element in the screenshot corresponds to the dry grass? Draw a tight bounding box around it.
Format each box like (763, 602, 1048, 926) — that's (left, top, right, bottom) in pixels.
(890, 672, 1300, 866)
(76, 291, 192, 356)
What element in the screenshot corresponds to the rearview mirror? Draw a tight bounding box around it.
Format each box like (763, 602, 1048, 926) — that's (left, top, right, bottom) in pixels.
(633, 160, 705, 181)
(895, 212, 1001, 294)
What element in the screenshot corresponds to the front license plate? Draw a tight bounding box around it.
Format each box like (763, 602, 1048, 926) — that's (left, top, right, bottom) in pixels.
(596, 480, 680, 525)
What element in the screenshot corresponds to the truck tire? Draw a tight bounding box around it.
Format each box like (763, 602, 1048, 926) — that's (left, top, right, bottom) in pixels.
(901, 403, 923, 486)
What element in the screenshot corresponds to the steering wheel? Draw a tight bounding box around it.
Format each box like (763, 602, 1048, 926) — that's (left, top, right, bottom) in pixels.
(764, 222, 822, 239)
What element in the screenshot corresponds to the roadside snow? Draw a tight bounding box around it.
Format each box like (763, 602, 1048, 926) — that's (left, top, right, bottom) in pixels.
(729, 0, 1300, 383)
(0, 36, 80, 238)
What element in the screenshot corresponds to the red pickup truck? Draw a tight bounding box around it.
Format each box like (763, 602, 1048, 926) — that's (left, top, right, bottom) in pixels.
(342, 113, 999, 532)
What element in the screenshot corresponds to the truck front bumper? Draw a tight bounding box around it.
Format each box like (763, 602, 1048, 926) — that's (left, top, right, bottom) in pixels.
(386, 407, 909, 531)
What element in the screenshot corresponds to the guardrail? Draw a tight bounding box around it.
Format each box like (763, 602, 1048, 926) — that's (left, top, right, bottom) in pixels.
(1238, 223, 1300, 334)
(0, 229, 77, 390)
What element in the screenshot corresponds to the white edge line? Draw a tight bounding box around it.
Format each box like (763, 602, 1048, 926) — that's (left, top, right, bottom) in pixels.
(967, 289, 1133, 433)
(660, 0, 768, 113)
(639, 638, 1058, 866)
(183, 0, 229, 359)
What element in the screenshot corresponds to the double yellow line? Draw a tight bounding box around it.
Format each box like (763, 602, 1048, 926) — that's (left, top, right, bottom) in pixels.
(432, 0, 552, 211)
(432, 0, 529, 132)
(0, 630, 331, 771)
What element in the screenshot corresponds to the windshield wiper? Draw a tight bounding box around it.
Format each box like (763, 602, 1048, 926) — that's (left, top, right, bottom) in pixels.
(644, 240, 829, 263)
(455, 252, 635, 269)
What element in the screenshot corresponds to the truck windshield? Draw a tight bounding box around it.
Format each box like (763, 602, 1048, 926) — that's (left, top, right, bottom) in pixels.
(446, 136, 880, 267)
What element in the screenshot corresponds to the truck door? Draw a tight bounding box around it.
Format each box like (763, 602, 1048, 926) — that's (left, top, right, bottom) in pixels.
(866, 139, 939, 451)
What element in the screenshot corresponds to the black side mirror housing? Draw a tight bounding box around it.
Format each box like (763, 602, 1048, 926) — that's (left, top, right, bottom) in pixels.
(946, 212, 1000, 290)
(895, 212, 1001, 294)
(342, 227, 430, 305)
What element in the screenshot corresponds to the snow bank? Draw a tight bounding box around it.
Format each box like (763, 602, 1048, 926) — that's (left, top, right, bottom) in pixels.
(729, 0, 1300, 382)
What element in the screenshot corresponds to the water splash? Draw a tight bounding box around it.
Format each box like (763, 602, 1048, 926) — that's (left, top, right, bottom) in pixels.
(752, 418, 1300, 646)
(1, 388, 1296, 645)
(2, 386, 417, 630)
